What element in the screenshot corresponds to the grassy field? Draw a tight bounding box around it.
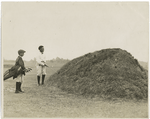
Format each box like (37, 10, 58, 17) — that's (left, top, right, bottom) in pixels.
(3, 62, 148, 118)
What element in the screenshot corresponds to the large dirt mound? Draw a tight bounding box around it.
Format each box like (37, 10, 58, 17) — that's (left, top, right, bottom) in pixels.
(46, 48, 148, 100)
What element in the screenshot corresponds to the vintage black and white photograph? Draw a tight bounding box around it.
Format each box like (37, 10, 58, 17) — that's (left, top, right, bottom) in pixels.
(2, 2, 148, 118)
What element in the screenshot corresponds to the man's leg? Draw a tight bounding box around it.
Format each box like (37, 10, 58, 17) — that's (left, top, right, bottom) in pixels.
(15, 75, 21, 93)
(37, 75, 40, 86)
(42, 75, 45, 85)
(15, 82, 20, 93)
(41, 66, 46, 85)
(37, 66, 41, 86)
(19, 75, 24, 93)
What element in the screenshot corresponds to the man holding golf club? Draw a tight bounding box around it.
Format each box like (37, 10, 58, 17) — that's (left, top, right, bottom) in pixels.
(36, 45, 47, 86)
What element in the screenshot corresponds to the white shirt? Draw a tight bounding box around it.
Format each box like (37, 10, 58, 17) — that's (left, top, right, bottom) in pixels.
(36, 52, 46, 66)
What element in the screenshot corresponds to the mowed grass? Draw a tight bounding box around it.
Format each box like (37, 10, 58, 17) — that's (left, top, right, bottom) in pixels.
(3, 64, 148, 118)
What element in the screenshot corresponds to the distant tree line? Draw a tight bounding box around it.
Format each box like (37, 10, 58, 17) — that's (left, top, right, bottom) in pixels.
(30, 57, 70, 63)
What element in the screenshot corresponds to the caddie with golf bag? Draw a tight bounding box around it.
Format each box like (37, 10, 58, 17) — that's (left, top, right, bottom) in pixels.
(36, 45, 47, 86)
(4, 49, 32, 93)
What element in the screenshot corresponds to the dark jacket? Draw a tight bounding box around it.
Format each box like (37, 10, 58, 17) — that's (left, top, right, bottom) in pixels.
(10, 56, 26, 79)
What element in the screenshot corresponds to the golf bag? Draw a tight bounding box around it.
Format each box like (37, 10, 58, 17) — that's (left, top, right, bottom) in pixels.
(4, 65, 32, 80)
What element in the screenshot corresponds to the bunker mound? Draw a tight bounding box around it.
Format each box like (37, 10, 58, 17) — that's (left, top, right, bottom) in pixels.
(47, 48, 148, 100)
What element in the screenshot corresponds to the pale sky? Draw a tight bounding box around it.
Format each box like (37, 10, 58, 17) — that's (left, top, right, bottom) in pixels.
(2, 2, 149, 62)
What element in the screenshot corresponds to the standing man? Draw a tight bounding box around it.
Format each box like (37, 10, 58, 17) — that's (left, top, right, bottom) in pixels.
(15, 49, 26, 93)
(3, 49, 32, 93)
(36, 45, 47, 86)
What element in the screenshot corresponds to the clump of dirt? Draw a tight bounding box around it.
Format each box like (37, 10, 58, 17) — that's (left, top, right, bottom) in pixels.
(46, 48, 148, 100)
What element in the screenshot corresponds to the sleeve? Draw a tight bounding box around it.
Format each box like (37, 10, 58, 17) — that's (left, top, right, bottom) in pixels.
(36, 55, 44, 65)
(40, 54, 46, 63)
(43, 54, 46, 63)
(19, 58, 26, 70)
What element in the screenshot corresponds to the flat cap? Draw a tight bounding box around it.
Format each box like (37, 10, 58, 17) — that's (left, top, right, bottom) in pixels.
(18, 49, 26, 54)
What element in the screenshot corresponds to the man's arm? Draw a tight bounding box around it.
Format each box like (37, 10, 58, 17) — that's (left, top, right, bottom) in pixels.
(36, 56, 45, 66)
(18, 58, 26, 70)
(41, 54, 47, 66)
(42, 54, 46, 63)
